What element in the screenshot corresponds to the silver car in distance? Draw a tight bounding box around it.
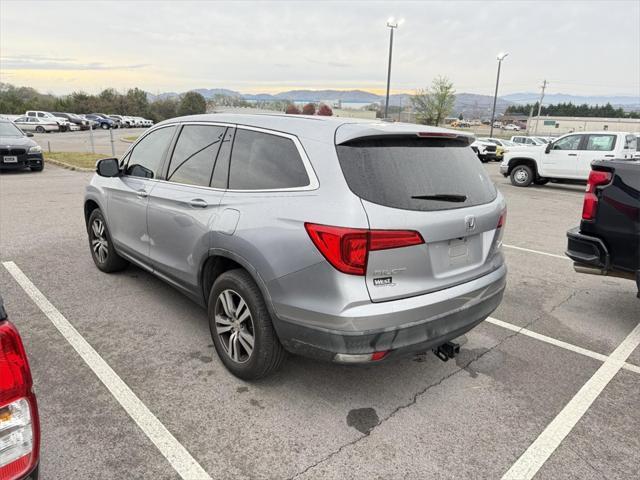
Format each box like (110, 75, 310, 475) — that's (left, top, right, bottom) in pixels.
(84, 114, 507, 379)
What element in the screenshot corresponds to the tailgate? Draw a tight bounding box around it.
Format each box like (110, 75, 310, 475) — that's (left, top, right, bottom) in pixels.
(362, 199, 504, 301)
(335, 132, 505, 302)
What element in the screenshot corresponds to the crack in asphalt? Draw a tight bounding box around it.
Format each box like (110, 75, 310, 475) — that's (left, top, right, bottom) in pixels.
(288, 289, 581, 479)
(566, 444, 612, 480)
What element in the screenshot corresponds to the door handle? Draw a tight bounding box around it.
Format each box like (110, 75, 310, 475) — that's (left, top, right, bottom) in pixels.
(568, 153, 577, 156)
(136, 189, 148, 198)
(189, 199, 208, 208)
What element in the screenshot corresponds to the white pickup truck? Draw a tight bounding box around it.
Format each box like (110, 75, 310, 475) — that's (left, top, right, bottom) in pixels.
(500, 131, 638, 186)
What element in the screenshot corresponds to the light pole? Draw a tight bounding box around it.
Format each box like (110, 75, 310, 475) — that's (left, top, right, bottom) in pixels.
(489, 52, 509, 138)
(384, 17, 402, 120)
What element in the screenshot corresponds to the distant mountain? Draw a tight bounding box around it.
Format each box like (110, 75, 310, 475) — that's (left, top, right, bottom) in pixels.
(146, 87, 638, 114)
(147, 88, 242, 102)
(502, 92, 640, 110)
(193, 88, 243, 98)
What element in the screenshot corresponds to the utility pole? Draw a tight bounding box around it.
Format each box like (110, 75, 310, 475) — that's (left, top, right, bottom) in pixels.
(533, 80, 547, 135)
(526, 104, 535, 135)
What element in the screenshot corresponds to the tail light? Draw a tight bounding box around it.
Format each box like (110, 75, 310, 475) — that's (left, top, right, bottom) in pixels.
(582, 170, 612, 220)
(305, 223, 424, 276)
(0, 321, 39, 480)
(497, 211, 507, 228)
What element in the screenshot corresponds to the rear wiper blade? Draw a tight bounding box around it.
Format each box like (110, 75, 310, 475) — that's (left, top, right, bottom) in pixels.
(411, 194, 467, 202)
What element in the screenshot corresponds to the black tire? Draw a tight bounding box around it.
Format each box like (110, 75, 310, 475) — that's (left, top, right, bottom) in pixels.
(87, 209, 129, 273)
(30, 165, 43, 172)
(510, 164, 534, 187)
(208, 269, 286, 380)
(35, 126, 45, 133)
(101, 123, 109, 130)
(534, 177, 550, 185)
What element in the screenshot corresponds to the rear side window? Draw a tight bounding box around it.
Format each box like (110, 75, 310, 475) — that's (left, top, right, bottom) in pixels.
(336, 137, 497, 212)
(167, 125, 226, 187)
(624, 135, 638, 151)
(125, 126, 176, 179)
(585, 134, 615, 151)
(228, 129, 309, 190)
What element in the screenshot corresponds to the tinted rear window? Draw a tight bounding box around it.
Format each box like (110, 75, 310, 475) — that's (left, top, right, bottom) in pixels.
(336, 137, 497, 211)
(229, 129, 309, 190)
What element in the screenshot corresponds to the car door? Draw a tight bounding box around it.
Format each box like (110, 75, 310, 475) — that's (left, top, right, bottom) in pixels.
(105, 125, 177, 266)
(576, 134, 617, 179)
(147, 123, 231, 293)
(14, 118, 32, 131)
(541, 133, 583, 178)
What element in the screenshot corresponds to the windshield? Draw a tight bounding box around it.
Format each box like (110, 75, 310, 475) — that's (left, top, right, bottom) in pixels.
(0, 122, 25, 137)
(336, 136, 497, 212)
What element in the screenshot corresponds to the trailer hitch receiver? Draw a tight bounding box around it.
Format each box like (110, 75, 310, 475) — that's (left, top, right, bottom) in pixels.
(433, 341, 460, 362)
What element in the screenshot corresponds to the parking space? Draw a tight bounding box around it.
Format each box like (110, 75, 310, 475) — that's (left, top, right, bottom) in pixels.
(1, 163, 638, 479)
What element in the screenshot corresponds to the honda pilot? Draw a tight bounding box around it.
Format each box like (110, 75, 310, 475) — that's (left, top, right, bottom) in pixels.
(84, 114, 507, 379)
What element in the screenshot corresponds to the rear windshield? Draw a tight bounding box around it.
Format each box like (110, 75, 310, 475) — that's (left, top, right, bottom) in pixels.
(336, 136, 497, 211)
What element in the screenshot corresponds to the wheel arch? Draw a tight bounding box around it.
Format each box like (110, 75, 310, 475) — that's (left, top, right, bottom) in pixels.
(200, 249, 278, 319)
(507, 157, 538, 175)
(84, 194, 108, 229)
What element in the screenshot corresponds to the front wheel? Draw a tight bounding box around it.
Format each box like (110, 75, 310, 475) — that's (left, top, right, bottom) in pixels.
(101, 123, 109, 130)
(208, 269, 286, 380)
(510, 165, 534, 187)
(87, 209, 129, 272)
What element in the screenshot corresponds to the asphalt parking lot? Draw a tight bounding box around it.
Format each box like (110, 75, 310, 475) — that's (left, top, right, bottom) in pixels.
(0, 162, 638, 479)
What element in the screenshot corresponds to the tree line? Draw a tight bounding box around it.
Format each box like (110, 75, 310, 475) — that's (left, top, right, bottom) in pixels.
(0, 83, 207, 121)
(506, 101, 639, 119)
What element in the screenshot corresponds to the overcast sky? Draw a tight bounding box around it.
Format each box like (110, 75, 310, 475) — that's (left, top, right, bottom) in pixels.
(1, 0, 639, 97)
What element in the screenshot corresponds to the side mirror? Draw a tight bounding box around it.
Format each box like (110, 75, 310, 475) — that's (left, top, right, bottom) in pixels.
(26, 132, 34, 137)
(545, 143, 552, 154)
(96, 157, 121, 177)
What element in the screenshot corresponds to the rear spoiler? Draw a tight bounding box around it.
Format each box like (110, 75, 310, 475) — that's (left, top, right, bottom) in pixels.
(335, 122, 474, 146)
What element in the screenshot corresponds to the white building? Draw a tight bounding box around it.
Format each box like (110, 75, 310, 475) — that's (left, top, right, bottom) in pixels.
(529, 116, 640, 135)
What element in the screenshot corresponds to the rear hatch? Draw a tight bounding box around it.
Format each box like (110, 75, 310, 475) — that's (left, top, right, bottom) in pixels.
(335, 130, 504, 302)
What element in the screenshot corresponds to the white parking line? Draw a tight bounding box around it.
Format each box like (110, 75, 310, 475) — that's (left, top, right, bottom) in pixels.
(2, 261, 212, 480)
(501, 321, 640, 479)
(486, 317, 640, 374)
(503, 244, 570, 261)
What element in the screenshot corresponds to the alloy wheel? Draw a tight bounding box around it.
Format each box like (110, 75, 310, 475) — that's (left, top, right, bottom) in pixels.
(214, 289, 255, 363)
(91, 218, 109, 264)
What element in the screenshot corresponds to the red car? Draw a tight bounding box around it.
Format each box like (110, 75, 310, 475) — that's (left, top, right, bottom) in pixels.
(0, 295, 40, 480)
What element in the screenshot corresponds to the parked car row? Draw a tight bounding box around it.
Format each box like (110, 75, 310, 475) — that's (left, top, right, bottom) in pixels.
(3, 110, 153, 133)
(492, 122, 523, 131)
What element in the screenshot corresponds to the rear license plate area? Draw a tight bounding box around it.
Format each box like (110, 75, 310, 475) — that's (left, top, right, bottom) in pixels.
(448, 238, 469, 265)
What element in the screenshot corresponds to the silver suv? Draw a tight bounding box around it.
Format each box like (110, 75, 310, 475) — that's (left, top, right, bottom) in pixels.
(85, 114, 507, 379)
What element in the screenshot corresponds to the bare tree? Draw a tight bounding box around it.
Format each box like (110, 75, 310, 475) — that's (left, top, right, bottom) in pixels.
(410, 76, 456, 126)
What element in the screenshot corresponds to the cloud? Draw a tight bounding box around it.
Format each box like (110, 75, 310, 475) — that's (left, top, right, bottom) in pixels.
(1, 56, 149, 71)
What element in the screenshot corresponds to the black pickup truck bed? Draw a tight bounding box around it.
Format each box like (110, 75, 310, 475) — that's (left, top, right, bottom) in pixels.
(566, 158, 640, 296)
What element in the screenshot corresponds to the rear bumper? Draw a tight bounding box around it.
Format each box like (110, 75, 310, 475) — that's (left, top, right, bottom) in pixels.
(275, 264, 507, 362)
(565, 227, 609, 269)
